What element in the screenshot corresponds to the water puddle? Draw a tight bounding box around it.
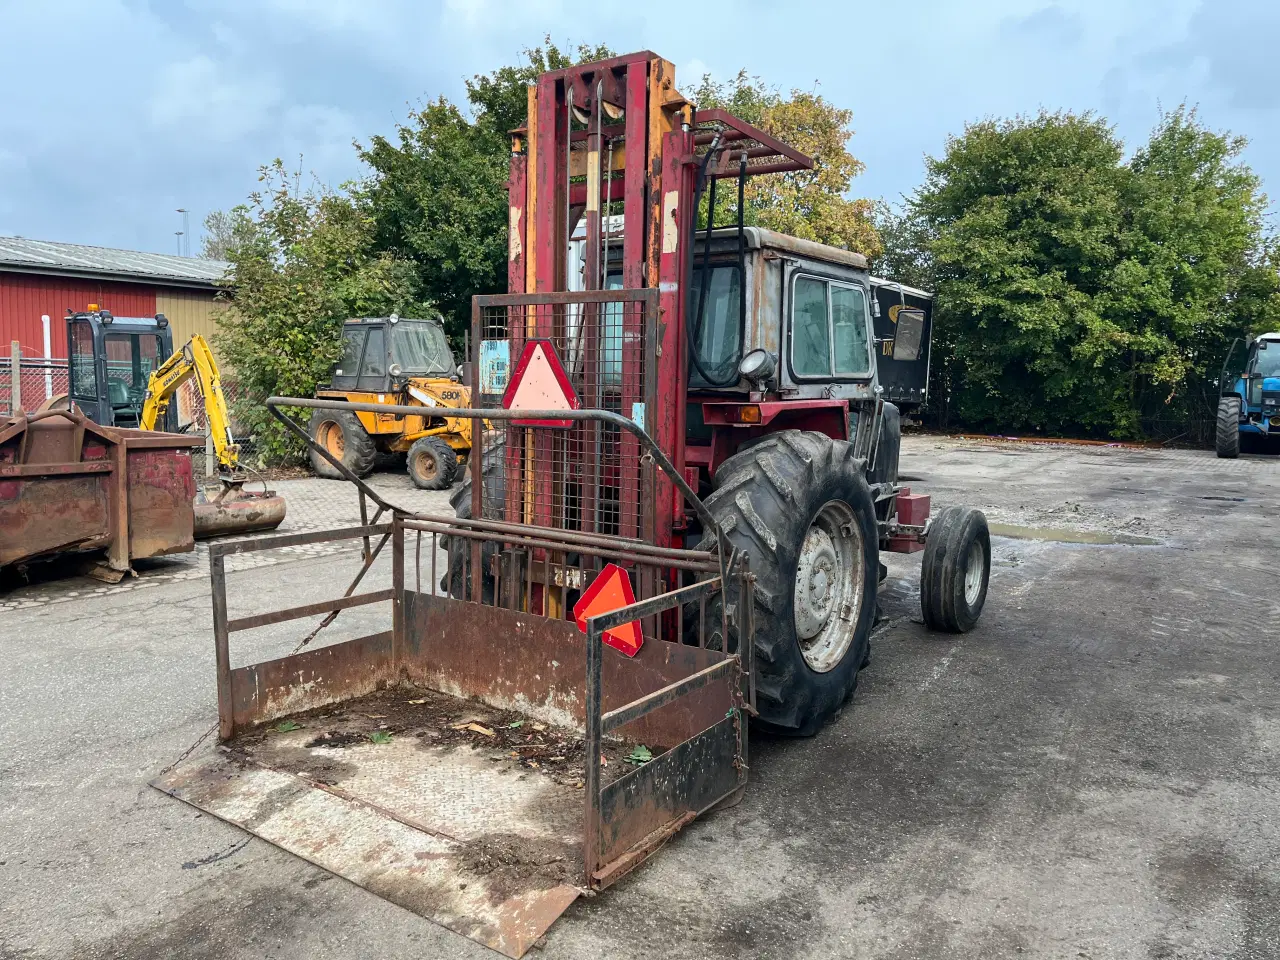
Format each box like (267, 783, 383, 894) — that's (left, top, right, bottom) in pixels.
(988, 523, 1159, 546)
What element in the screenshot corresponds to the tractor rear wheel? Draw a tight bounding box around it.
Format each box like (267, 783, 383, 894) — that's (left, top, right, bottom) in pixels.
(308, 409, 376, 479)
(701, 430, 878, 737)
(1216, 396, 1241, 459)
(920, 505, 990, 633)
(408, 437, 459, 490)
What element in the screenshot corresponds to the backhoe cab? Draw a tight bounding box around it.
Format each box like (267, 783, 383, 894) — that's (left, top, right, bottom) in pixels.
(311, 315, 473, 489)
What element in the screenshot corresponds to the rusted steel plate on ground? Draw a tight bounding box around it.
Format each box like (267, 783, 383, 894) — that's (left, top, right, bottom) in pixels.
(154, 741, 581, 959)
(404, 591, 732, 748)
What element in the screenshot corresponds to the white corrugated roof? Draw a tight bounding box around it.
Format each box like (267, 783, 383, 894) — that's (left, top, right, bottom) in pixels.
(0, 236, 228, 287)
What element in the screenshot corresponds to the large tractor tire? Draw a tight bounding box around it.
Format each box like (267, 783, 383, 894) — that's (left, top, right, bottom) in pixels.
(701, 430, 878, 737)
(1216, 396, 1241, 459)
(408, 437, 460, 490)
(920, 505, 990, 633)
(443, 440, 506, 604)
(308, 409, 377, 479)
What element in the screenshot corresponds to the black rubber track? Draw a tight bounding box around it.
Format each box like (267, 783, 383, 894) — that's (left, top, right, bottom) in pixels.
(408, 436, 459, 490)
(1216, 396, 1241, 459)
(699, 430, 878, 736)
(308, 409, 376, 479)
(919, 505, 989, 633)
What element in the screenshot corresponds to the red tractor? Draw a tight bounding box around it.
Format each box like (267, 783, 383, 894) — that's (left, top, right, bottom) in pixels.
(175, 52, 994, 948)
(447, 50, 990, 735)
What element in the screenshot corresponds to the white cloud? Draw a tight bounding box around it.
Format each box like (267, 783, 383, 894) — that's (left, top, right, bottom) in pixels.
(149, 56, 280, 141)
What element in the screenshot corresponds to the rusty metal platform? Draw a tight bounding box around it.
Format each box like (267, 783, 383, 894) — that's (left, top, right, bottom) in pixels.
(155, 687, 590, 957)
(154, 517, 750, 958)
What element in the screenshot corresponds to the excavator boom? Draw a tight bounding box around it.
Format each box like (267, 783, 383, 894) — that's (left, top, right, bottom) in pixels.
(141, 335, 239, 472)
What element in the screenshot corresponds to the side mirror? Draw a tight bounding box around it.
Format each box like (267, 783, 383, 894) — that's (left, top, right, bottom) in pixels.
(892, 309, 926, 362)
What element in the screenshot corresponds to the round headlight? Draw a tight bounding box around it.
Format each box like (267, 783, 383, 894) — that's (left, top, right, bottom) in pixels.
(388, 363, 403, 378)
(739, 349, 776, 384)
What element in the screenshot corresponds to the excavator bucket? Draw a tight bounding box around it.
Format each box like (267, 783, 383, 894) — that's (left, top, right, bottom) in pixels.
(192, 480, 287, 538)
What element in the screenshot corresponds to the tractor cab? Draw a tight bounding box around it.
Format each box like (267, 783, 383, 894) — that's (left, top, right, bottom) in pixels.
(328, 315, 457, 394)
(66, 309, 177, 431)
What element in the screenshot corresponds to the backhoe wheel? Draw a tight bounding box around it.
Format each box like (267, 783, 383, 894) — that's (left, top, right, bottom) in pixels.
(920, 505, 990, 634)
(408, 437, 459, 490)
(1215, 396, 1241, 459)
(443, 440, 506, 604)
(308, 409, 376, 479)
(701, 430, 878, 737)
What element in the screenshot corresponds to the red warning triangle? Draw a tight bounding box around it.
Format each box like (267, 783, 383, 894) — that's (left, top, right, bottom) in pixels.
(502, 339, 580, 429)
(573, 563, 643, 658)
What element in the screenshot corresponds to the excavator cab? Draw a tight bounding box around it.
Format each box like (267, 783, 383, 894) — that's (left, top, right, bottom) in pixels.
(67, 310, 177, 431)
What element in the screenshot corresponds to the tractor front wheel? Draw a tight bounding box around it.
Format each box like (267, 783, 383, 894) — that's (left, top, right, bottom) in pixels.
(702, 430, 878, 737)
(919, 505, 990, 633)
(408, 437, 460, 490)
(308, 409, 376, 479)
(1215, 396, 1242, 459)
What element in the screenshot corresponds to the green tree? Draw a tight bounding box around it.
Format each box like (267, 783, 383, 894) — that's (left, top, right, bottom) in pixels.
(358, 41, 613, 342)
(691, 71, 880, 257)
(1106, 106, 1280, 429)
(200, 209, 237, 261)
(913, 111, 1128, 434)
(216, 160, 428, 463)
(907, 107, 1279, 438)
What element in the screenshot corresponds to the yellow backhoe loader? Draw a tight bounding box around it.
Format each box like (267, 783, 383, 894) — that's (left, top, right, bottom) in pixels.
(309, 315, 473, 489)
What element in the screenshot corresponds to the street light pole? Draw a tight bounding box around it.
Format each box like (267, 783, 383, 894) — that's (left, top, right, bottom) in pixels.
(176, 208, 190, 256)
(175, 231, 184, 254)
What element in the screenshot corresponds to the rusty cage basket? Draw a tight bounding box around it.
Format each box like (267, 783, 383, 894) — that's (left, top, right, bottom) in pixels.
(154, 290, 755, 958)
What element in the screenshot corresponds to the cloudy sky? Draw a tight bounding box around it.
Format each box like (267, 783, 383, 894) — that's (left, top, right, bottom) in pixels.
(1, 0, 1276, 256)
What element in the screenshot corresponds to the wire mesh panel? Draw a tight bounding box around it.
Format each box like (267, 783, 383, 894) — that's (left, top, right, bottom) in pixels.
(472, 291, 659, 543)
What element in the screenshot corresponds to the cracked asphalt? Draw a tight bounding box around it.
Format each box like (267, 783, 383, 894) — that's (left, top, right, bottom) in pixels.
(0, 437, 1277, 960)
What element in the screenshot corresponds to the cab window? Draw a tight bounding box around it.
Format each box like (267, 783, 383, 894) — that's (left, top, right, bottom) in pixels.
(336, 327, 365, 378)
(790, 275, 872, 379)
(360, 326, 386, 379)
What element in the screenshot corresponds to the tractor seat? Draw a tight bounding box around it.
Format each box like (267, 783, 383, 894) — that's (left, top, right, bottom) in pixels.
(107, 378, 131, 407)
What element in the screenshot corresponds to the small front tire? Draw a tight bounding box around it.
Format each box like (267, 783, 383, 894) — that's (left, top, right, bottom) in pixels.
(920, 505, 990, 633)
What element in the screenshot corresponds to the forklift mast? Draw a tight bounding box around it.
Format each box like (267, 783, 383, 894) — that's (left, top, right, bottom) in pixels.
(499, 52, 812, 548)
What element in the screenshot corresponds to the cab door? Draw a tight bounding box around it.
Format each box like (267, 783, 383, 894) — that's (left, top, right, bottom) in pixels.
(68, 318, 109, 423)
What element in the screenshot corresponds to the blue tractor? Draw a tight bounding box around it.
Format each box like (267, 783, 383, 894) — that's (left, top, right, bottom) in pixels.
(1216, 332, 1280, 458)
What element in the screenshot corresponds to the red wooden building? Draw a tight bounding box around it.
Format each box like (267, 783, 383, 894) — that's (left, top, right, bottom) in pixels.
(0, 236, 228, 359)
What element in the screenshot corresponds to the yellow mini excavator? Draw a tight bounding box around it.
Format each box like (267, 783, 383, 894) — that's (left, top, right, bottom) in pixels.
(63, 309, 285, 538)
(141, 334, 287, 537)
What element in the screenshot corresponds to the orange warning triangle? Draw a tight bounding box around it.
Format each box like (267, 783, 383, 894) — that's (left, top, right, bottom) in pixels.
(502, 339, 580, 428)
(573, 563, 643, 658)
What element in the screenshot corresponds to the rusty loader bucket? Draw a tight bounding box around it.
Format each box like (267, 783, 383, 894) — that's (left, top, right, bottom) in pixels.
(154, 375, 753, 957)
